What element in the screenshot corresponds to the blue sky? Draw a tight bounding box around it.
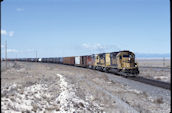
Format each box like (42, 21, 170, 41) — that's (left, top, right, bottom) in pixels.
(1, 0, 170, 58)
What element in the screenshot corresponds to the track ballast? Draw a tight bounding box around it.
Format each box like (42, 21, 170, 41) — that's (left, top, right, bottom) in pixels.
(99, 68, 171, 90)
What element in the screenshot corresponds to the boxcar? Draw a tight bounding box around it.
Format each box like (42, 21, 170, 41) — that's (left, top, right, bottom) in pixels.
(59, 57, 63, 64)
(52, 57, 58, 63)
(48, 58, 54, 63)
(87, 55, 93, 68)
(52, 58, 56, 63)
(86, 55, 92, 68)
(38, 58, 42, 62)
(63, 57, 75, 65)
(75, 56, 81, 66)
(27, 58, 29, 62)
(42, 58, 46, 62)
(35, 58, 38, 62)
(56, 57, 60, 63)
(80, 56, 88, 67)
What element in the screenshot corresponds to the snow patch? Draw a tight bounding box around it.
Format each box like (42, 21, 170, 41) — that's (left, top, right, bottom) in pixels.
(1, 83, 58, 113)
(125, 86, 142, 94)
(154, 76, 168, 80)
(56, 74, 90, 112)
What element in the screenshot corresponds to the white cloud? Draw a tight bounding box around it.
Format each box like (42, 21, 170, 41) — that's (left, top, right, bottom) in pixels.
(82, 43, 90, 49)
(9, 31, 14, 37)
(82, 43, 103, 50)
(2, 48, 35, 54)
(82, 43, 120, 53)
(82, 43, 106, 52)
(16, 8, 24, 12)
(1, 29, 15, 37)
(7, 49, 19, 53)
(1, 45, 4, 48)
(1, 30, 7, 35)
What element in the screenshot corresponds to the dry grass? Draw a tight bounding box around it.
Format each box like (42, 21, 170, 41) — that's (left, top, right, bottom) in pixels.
(154, 97, 164, 104)
(142, 91, 148, 98)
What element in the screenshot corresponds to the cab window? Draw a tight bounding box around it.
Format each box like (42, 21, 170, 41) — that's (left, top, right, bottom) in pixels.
(129, 55, 134, 58)
(123, 55, 129, 57)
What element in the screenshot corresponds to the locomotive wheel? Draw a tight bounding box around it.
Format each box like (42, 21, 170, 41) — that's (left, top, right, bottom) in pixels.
(95, 66, 97, 70)
(100, 67, 104, 72)
(103, 68, 108, 72)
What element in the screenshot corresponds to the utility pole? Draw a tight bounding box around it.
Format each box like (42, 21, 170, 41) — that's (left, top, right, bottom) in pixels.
(163, 57, 165, 67)
(36, 50, 37, 58)
(5, 40, 7, 69)
(1, 0, 4, 71)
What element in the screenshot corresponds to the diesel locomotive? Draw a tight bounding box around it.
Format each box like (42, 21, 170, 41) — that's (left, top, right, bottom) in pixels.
(93, 51, 139, 75)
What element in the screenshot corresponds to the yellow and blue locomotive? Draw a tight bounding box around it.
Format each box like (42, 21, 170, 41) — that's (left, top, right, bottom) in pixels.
(93, 50, 139, 75)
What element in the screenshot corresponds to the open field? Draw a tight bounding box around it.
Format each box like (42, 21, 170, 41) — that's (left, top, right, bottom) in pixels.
(136, 59, 170, 68)
(1, 61, 170, 113)
(136, 59, 171, 82)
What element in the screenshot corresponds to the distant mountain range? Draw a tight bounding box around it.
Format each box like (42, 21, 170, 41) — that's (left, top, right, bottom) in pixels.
(135, 53, 170, 59)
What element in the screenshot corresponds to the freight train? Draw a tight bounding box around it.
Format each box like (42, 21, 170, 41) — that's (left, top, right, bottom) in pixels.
(4, 50, 139, 76)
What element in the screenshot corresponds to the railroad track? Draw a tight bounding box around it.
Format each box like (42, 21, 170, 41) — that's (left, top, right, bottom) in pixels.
(127, 76, 171, 90)
(41, 62, 171, 90)
(107, 69, 171, 90)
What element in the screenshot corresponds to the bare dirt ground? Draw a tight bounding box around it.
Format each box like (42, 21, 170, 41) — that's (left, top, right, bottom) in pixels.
(1, 61, 171, 113)
(136, 59, 171, 82)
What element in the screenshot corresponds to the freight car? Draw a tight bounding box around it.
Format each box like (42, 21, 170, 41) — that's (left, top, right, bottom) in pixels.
(63, 57, 75, 65)
(75, 56, 81, 66)
(80, 56, 88, 67)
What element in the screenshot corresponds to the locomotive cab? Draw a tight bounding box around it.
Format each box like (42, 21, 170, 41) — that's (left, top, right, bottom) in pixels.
(117, 51, 139, 74)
